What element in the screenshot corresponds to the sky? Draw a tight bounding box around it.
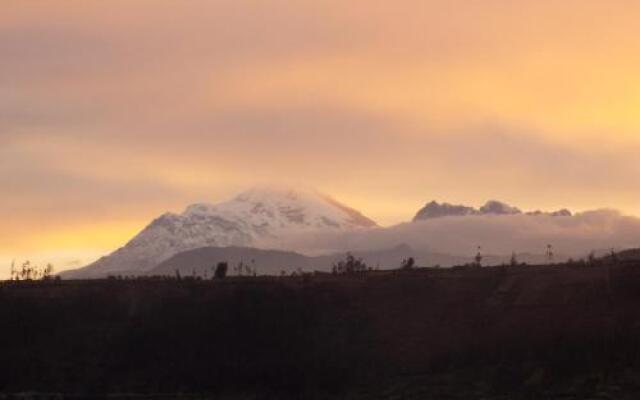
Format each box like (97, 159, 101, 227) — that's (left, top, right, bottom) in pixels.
(3, 1, 640, 272)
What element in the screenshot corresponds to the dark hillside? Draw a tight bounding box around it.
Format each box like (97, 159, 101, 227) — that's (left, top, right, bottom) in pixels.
(148, 245, 468, 276)
(151, 246, 323, 276)
(3, 263, 640, 397)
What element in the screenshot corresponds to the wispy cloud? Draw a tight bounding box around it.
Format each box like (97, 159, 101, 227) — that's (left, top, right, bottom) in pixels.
(3, 1, 640, 274)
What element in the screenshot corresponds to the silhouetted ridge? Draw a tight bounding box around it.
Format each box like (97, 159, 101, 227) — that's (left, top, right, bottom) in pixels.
(413, 200, 572, 221)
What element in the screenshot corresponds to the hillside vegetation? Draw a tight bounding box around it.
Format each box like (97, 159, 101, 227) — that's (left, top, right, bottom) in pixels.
(3, 262, 640, 398)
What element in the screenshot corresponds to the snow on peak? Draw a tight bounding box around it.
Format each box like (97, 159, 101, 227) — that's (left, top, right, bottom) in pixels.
(183, 186, 376, 230)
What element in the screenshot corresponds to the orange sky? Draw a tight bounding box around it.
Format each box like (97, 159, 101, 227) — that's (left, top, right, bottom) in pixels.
(3, 1, 640, 272)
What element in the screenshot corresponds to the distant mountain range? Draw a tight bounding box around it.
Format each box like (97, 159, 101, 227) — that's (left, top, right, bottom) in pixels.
(413, 200, 572, 221)
(62, 187, 627, 279)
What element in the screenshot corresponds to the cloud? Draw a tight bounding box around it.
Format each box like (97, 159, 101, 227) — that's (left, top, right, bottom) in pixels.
(277, 210, 640, 259)
(3, 107, 640, 237)
(0, 141, 188, 254)
(3, 1, 640, 276)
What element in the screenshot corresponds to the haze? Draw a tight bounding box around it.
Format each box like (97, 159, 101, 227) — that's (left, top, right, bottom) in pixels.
(3, 1, 640, 272)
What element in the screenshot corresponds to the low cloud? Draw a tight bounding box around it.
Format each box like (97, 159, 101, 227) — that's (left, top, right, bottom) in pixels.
(275, 210, 640, 259)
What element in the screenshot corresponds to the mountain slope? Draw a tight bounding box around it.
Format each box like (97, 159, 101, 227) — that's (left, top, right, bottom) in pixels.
(152, 247, 322, 276)
(63, 187, 377, 278)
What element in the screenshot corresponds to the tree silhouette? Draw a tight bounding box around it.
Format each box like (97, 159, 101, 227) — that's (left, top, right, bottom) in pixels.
(610, 248, 619, 264)
(400, 257, 415, 270)
(235, 261, 245, 276)
(510, 252, 518, 267)
(43, 263, 54, 280)
(214, 262, 228, 280)
(587, 251, 597, 267)
(474, 247, 483, 268)
(20, 261, 32, 280)
(546, 244, 554, 264)
(7, 260, 56, 281)
(333, 253, 367, 274)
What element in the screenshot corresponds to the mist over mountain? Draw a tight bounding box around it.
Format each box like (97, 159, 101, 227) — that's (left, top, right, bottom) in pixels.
(282, 209, 640, 262)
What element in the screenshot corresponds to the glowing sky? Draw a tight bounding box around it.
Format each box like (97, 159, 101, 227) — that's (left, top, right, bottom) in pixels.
(3, 1, 640, 272)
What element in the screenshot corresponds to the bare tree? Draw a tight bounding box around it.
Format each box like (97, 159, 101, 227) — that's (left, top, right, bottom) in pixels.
(587, 251, 597, 267)
(20, 260, 32, 280)
(235, 261, 245, 276)
(546, 244, 554, 264)
(474, 247, 483, 268)
(510, 252, 519, 267)
(610, 248, 619, 265)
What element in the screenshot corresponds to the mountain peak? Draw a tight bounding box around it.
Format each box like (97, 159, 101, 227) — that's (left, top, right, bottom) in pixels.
(185, 186, 325, 214)
(183, 186, 376, 229)
(65, 186, 377, 278)
(479, 200, 521, 215)
(234, 185, 319, 202)
(413, 201, 477, 220)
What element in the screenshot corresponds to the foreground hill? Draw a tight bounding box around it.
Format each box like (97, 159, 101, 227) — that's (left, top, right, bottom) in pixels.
(4, 262, 640, 397)
(149, 244, 468, 276)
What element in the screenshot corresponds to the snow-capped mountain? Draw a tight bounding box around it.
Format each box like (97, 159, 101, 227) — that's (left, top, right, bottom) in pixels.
(63, 187, 377, 278)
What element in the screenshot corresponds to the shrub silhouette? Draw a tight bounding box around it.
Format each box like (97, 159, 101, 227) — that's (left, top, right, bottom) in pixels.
(332, 253, 367, 274)
(8, 261, 55, 281)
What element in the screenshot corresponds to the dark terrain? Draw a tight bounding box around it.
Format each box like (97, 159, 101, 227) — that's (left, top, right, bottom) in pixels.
(4, 261, 640, 398)
(150, 245, 468, 277)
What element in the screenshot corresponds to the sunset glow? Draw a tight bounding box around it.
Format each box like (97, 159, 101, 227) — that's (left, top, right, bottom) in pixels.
(3, 1, 640, 272)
